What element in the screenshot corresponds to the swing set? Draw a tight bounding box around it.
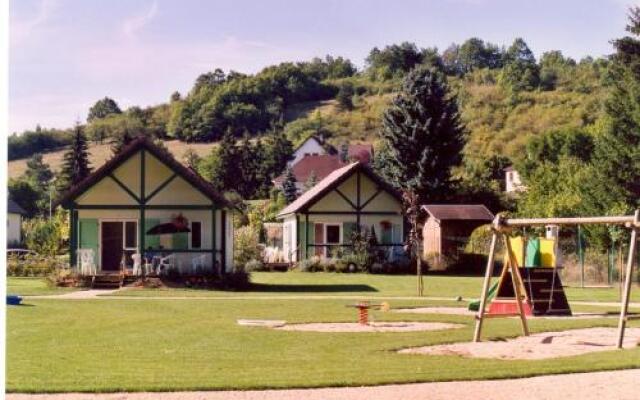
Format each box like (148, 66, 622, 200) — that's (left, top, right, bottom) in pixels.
(473, 210, 640, 349)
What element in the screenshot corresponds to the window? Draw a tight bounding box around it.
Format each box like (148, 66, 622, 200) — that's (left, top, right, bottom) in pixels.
(191, 221, 202, 249)
(325, 225, 340, 244)
(124, 221, 137, 249)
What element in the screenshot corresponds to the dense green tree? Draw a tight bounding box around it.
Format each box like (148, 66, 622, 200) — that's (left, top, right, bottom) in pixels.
(24, 153, 53, 187)
(336, 82, 355, 110)
(263, 128, 293, 176)
(500, 38, 540, 93)
(201, 129, 238, 192)
(182, 148, 201, 170)
(592, 7, 640, 210)
(282, 167, 298, 204)
(110, 129, 135, 155)
(87, 97, 122, 122)
(378, 66, 466, 204)
(366, 42, 424, 78)
(57, 124, 92, 194)
(8, 179, 41, 218)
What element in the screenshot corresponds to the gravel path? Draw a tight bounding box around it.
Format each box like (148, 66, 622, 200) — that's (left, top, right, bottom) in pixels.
(7, 369, 640, 400)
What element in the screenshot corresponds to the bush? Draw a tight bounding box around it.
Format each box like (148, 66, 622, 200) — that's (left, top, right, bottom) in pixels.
(23, 210, 69, 256)
(234, 226, 262, 267)
(218, 266, 251, 290)
(245, 259, 266, 272)
(7, 254, 66, 277)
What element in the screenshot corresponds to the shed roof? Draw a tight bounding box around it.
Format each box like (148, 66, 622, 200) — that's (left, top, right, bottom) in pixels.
(8, 198, 26, 215)
(421, 204, 494, 221)
(277, 162, 401, 217)
(55, 136, 232, 209)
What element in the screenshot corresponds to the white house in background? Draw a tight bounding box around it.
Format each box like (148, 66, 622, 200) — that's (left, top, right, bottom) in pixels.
(7, 198, 26, 246)
(504, 166, 526, 193)
(288, 136, 336, 167)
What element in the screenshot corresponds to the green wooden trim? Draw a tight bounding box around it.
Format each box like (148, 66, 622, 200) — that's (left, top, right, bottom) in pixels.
(305, 213, 309, 260)
(144, 173, 177, 203)
(69, 208, 77, 267)
(356, 171, 361, 229)
(334, 188, 357, 210)
(144, 248, 216, 253)
(304, 211, 400, 215)
(295, 214, 300, 262)
(211, 207, 217, 268)
(359, 187, 382, 210)
(220, 209, 226, 274)
(75, 204, 214, 210)
(139, 150, 146, 257)
(109, 174, 141, 204)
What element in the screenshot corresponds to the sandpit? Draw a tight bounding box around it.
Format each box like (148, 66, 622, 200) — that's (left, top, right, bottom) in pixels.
(274, 321, 464, 333)
(400, 327, 640, 360)
(393, 307, 622, 320)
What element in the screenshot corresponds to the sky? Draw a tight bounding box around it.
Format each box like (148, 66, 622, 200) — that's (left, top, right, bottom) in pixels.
(8, 0, 636, 134)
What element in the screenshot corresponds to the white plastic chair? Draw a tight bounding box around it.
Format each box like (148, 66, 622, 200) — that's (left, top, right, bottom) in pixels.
(191, 254, 206, 274)
(132, 253, 143, 276)
(158, 253, 175, 275)
(77, 249, 96, 276)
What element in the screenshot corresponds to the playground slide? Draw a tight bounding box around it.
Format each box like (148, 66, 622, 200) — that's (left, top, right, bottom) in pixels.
(468, 281, 498, 312)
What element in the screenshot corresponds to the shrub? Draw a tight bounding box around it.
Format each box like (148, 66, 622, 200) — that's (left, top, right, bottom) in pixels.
(23, 210, 69, 256)
(245, 259, 265, 272)
(234, 226, 262, 267)
(298, 256, 322, 272)
(7, 254, 65, 277)
(218, 266, 251, 290)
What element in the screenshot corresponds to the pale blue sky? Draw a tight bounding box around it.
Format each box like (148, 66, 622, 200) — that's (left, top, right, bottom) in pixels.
(9, 0, 635, 134)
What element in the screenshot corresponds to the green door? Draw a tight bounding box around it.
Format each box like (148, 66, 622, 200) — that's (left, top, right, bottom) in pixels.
(78, 219, 99, 265)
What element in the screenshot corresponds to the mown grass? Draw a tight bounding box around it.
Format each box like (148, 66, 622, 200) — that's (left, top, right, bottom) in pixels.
(7, 277, 78, 296)
(7, 297, 640, 393)
(108, 272, 640, 304)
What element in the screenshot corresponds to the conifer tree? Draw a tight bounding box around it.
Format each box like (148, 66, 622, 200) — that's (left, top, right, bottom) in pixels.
(304, 170, 318, 191)
(57, 124, 92, 194)
(111, 130, 135, 155)
(378, 66, 465, 205)
(204, 129, 237, 193)
(282, 167, 298, 204)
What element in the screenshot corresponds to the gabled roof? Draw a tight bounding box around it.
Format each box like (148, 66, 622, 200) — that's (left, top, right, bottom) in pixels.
(421, 204, 494, 222)
(273, 155, 346, 185)
(293, 135, 337, 155)
(56, 136, 231, 209)
(8, 198, 26, 215)
(277, 162, 401, 217)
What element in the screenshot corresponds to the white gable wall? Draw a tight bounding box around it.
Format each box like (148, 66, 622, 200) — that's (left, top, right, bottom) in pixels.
(289, 137, 327, 166)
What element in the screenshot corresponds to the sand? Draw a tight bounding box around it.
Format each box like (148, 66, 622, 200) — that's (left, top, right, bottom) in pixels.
(274, 321, 464, 333)
(7, 369, 640, 400)
(400, 327, 640, 360)
(393, 307, 475, 316)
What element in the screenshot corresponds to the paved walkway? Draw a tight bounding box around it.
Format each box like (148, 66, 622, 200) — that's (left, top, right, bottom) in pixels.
(7, 369, 640, 400)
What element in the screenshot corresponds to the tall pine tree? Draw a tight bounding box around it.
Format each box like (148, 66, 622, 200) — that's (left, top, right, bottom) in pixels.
(57, 124, 92, 194)
(203, 129, 237, 193)
(282, 167, 298, 204)
(378, 66, 465, 205)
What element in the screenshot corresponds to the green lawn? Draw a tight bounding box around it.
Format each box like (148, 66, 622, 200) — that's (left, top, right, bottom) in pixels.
(7, 297, 640, 393)
(108, 272, 640, 303)
(7, 277, 78, 296)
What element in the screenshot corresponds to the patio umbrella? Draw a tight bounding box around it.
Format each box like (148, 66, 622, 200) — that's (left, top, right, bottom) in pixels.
(146, 222, 191, 235)
(146, 214, 191, 235)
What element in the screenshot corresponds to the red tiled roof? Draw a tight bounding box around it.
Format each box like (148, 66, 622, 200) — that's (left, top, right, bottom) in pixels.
(277, 162, 401, 217)
(273, 154, 346, 185)
(348, 143, 374, 164)
(421, 205, 494, 221)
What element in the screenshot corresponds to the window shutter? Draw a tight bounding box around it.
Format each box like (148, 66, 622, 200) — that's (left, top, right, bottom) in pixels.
(145, 219, 161, 249)
(78, 219, 99, 261)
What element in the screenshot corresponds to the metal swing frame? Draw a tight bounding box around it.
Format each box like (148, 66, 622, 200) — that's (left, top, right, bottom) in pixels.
(473, 210, 640, 349)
